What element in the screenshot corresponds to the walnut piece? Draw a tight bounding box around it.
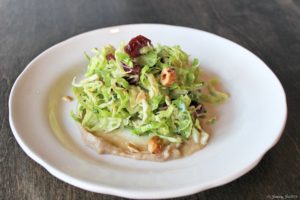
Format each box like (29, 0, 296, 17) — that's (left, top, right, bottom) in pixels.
(160, 67, 176, 86)
(62, 96, 73, 102)
(148, 136, 164, 154)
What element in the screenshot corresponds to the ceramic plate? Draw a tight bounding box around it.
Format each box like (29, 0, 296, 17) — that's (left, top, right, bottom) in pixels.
(9, 24, 287, 199)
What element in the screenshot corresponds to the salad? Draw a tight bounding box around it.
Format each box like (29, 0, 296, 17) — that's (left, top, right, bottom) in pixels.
(71, 35, 228, 160)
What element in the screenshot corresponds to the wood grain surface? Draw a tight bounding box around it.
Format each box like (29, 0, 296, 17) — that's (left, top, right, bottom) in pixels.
(0, 0, 299, 199)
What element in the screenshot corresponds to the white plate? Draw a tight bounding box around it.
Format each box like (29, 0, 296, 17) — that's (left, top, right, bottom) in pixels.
(9, 24, 287, 199)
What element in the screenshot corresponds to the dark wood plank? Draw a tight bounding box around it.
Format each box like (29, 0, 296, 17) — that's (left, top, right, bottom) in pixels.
(0, 0, 299, 199)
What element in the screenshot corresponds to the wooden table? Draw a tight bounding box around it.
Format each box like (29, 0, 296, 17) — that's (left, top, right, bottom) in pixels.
(1, 0, 299, 199)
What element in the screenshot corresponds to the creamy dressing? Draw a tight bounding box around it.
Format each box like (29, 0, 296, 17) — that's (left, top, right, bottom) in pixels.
(81, 127, 206, 161)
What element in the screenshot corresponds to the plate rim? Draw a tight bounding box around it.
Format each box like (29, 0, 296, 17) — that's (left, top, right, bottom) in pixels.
(9, 23, 288, 199)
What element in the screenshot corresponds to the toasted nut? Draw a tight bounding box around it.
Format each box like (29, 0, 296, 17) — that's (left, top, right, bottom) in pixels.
(160, 67, 176, 86)
(127, 143, 140, 153)
(62, 96, 73, 102)
(148, 136, 164, 154)
(136, 91, 147, 104)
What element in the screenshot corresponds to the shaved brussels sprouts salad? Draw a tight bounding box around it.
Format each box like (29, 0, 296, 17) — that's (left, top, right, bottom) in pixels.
(71, 35, 228, 144)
